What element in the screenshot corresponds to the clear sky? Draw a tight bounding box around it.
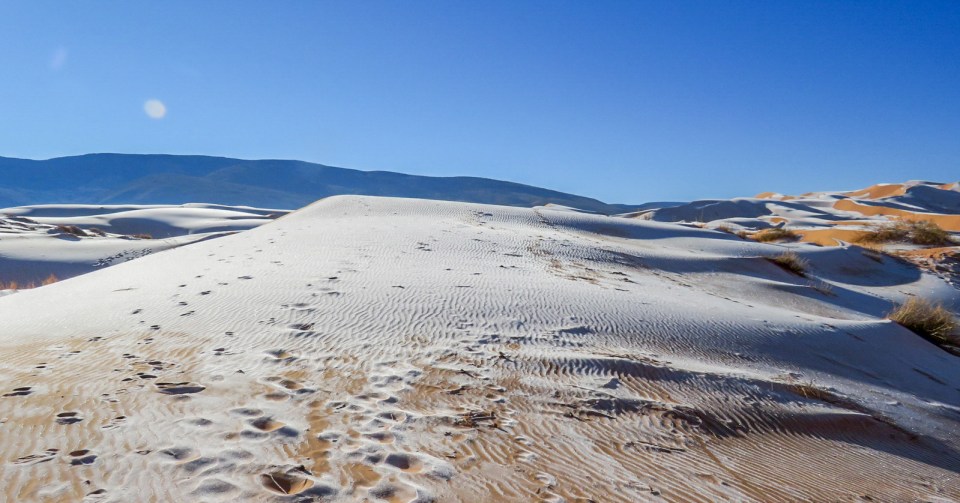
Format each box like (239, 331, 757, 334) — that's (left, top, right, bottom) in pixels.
(1, 1, 958, 203)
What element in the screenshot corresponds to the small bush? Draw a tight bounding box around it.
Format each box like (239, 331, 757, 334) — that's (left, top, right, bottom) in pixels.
(887, 298, 958, 348)
(858, 220, 954, 247)
(910, 220, 953, 246)
(132, 233, 153, 239)
(56, 224, 87, 237)
(808, 279, 834, 296)
(0, 273, 58, 290)
(753, 227, 800, 242)
(767, 251, 808, 276)
(860, 247, 886, 263)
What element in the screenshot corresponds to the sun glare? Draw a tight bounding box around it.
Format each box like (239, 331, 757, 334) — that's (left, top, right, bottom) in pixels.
(144, 99, 167, 119)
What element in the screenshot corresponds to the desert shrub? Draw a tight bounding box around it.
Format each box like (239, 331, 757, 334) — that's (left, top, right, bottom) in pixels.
(132, 233, 153, 239)
(909, 220, 953, 246)
(858, 220, 954, 247)
(0, 274, 57, 290)
(808, 279, 834, 296)
(887, 298, 958, 348)
(753, 227, 800, 242)
(716, 225, 747, 238)
(56, 224, 87, 237)
(767, 251, 808, 276)
(859, 247, 886, 263)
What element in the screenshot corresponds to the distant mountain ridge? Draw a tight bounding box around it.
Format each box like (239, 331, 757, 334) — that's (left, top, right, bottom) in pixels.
(0, 153, 659, 213)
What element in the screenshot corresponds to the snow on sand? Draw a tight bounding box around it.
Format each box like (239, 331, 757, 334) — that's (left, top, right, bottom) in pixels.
(0, 196, 958, 501)
(0, 203, 286, 287)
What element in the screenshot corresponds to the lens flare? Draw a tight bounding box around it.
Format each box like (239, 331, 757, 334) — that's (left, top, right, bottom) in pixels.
(144, 99, 167, 119)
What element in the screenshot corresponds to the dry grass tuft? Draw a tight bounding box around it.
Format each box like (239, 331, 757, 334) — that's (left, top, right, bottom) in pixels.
(753, 227, 800, 243)
(0, 274, 59, 290)
(859, 247, 887, 263)
(887, 298, 958, 349)
(767, 251, 808, 276)
(716, 225, 748, 240)
(55, 224, 87, 237)
(857, 219, 954, 247)
(808, 279, 834, 296)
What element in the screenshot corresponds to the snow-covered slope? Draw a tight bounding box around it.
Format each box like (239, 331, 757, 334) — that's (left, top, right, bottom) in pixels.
(0, 203, 286, 286)
(0, 196, 957, 502)
(639, 180, 960, 244)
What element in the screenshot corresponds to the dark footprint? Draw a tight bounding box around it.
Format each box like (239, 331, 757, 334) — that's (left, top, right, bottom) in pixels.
(384, 453, 421, 471)
(157, 382, 206, 395)
(70, 450, 97, 465)
(250, 417, 285, 432)
(260, 466, 314, 495)
(158, 447, 197, 462)
(56, 412, 83, 425)
(230, 407, 264, 417)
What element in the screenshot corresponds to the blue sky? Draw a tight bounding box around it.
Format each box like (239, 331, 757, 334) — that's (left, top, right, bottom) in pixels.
(1, 1, 957, 203)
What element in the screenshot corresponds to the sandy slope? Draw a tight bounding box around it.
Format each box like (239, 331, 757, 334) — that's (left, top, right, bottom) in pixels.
(0, 196, 958, 502)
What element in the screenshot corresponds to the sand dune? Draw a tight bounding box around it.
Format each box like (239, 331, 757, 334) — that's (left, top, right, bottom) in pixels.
(832, 199, 960, 231)
(0, 203, 285, 287)
(645, 181, 960, 257)
(0, 195, 958, 501)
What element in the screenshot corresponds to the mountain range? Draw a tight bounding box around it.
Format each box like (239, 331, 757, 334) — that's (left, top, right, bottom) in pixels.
(0, 154, 658, 213)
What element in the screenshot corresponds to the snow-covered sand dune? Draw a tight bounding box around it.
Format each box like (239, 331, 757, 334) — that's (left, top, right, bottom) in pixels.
(639, 180, 960, 246)
(0, 203, 287, 286)
(0, 196, 958, 501)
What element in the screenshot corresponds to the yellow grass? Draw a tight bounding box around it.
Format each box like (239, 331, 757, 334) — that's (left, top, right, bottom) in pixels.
(0, 274, 59, 290)
(887, 298, 958, 348)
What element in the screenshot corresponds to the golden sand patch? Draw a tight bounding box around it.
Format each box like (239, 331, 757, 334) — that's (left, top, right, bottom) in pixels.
(833, 199, 960, 231)
(844, 183, 908, 200)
